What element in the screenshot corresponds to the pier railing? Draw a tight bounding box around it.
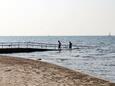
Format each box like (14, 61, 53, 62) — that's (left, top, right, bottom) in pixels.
(0, 42, 70, 49)
(0, 42, 98, 50)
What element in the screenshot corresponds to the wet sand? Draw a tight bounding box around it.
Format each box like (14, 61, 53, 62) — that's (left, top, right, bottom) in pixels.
(0, 55, 114, 86)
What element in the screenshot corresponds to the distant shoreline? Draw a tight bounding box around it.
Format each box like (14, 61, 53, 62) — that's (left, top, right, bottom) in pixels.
(0, 55, 114, 86)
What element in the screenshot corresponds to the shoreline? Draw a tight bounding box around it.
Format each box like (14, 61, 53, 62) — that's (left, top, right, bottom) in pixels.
(0, 55, 115, 86)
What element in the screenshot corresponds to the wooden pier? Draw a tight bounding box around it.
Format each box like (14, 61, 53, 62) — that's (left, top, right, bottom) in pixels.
(0, 42, 71, 53)
(0, 42, 98, 53)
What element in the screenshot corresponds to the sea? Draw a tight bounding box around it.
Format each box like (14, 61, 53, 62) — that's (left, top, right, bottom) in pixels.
(0, 36, 115, 82)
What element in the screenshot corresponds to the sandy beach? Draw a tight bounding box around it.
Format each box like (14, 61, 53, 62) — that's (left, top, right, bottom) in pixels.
(0, 55, 114, 86)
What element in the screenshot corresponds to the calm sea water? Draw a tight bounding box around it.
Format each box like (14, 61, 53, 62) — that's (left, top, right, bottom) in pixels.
(0, 36, 115, 82)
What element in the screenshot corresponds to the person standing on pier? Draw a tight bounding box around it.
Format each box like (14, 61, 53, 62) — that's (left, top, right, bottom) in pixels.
(69, 41, 72, 49)
(58, 40, 61, 50)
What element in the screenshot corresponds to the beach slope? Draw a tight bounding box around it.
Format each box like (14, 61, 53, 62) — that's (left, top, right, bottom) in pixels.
(0, 56, 114, 86)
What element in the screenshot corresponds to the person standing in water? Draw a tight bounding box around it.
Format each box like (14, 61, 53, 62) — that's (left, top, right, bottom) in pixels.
(58, 40, 61, 50)
(69, 41, 72, 49)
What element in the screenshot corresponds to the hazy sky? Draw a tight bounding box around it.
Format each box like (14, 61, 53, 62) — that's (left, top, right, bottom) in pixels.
(0, 0, 115, 36)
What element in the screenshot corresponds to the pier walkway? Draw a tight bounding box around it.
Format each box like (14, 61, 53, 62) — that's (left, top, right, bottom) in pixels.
(0, 42, 72, 53)
(0, 42, 97, 53)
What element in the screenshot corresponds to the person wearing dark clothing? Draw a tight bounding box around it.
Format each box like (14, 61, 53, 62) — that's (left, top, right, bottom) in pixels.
(58, 40, 61, 50)
(69, 41, 72, 49)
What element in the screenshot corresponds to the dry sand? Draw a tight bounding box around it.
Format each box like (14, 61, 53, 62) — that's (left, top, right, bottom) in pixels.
(0, 55, 114, 86)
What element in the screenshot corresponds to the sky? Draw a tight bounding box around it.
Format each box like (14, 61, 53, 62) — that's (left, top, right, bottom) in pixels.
(0, 0, 115, 36)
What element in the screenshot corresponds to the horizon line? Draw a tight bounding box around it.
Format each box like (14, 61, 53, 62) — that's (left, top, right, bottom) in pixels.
(0, 35, 114, 36)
